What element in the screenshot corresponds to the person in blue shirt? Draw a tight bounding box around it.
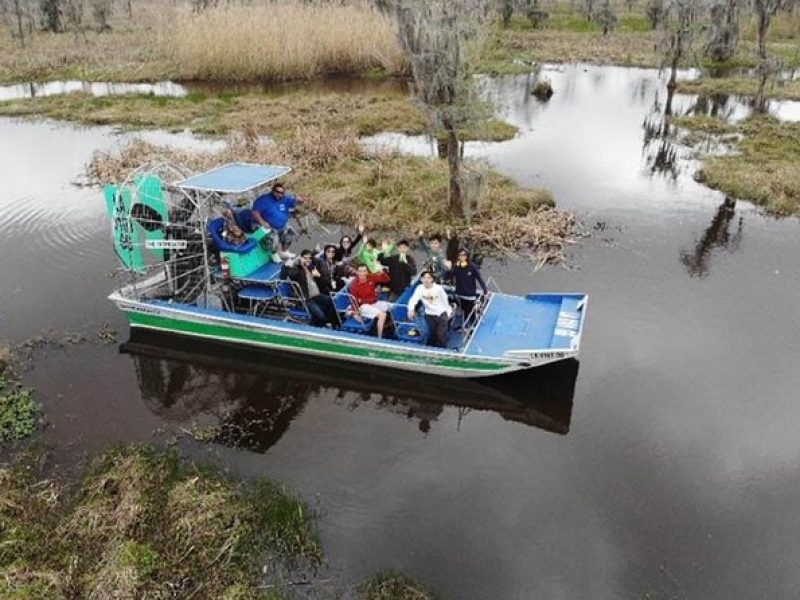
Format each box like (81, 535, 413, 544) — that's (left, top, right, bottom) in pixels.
(228, 182, 306, 259)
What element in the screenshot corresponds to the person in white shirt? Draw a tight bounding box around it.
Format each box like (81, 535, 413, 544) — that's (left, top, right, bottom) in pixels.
(407, 270, 453, 348)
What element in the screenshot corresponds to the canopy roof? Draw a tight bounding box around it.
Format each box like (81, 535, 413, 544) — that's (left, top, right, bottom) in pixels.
(175, 163, 292, 194)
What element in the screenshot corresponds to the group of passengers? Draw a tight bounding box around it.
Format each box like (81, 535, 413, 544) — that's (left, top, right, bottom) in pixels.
(219, 182, 489, 348)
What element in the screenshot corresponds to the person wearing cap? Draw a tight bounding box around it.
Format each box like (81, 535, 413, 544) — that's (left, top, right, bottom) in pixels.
(444, 248, 488, 327)
(407, 270, 453, 348)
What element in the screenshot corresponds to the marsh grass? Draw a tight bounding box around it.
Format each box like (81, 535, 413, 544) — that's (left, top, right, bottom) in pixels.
(0, 2, 405, 84)
(676, 77, 800, 101)
(0, 445, 318, 598)
(170, 3, 406, 82)
(0, 88, 518, 142)
(670, 115, 737, 136)
(3, 1, 800, 84)
(675, 115, 800, 215)
(360, 571, 435, 600)
(0, 90, 428, 138)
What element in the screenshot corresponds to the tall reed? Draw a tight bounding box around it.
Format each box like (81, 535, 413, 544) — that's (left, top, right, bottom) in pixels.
(169, 3, 407, 82)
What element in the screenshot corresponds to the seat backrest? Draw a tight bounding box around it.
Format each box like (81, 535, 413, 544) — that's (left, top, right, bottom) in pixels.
(391, 278, 421, 321)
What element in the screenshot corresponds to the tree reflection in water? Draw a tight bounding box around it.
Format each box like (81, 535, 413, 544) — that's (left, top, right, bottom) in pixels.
(680, 196, 744, 277)
(642, 89, 681, 179)
(122, 330, 577, 453)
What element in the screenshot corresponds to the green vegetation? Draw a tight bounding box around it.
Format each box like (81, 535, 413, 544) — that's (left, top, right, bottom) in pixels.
(676, 77, 800, 102)
(0, 91, 422, 138)
(304, 155, 553, 231)
(0, 445, 318, 598)
(360, 571, 435, 600)
(674, 115, 800, 215)
(0, 372, 39, 443)
(670, 115, 737, 136)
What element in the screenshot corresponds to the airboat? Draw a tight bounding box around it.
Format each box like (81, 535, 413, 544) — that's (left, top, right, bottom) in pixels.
(105, 162, 588, 378)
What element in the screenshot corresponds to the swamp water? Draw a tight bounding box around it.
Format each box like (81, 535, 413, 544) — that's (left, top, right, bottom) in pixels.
(2, 65, 800, 598)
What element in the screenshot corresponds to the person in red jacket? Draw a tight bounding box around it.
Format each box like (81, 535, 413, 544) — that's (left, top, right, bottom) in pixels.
(350, 264, 391, 338)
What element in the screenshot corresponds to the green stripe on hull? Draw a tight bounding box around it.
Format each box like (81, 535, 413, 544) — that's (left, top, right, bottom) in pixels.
(126, 311, 507, 373)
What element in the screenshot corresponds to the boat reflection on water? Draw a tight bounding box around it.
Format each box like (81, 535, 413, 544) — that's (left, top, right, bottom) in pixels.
(120, 330, 577, 452)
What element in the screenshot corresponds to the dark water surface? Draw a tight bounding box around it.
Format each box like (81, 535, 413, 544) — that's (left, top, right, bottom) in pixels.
(2, 65, 800, 598)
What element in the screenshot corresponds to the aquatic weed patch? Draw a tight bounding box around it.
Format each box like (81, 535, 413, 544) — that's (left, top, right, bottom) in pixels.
(0, 445, 319, 598)
(0, 373, 40, 443)
(360, 571, 436, 600)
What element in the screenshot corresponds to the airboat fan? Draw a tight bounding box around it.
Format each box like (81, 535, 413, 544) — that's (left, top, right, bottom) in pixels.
(104, 162, 208, 303)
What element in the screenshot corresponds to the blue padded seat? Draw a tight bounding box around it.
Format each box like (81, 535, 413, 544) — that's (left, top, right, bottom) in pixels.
(238, 285, 281, 302)
(207, 217, 258, 254)
(389, 279, 428, 344)
(341, 315, 374, 334)
(240, 262, 282, 284)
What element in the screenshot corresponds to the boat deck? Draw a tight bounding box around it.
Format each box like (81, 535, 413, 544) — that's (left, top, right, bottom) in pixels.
(466, 293, 585, 358)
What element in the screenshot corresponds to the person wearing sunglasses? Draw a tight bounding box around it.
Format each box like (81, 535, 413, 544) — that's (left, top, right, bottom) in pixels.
(333, 223, 365, 264)
(249, 182, 306, 259)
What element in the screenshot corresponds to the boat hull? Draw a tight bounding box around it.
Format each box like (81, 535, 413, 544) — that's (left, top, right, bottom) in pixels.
(111, 295, 541, 378)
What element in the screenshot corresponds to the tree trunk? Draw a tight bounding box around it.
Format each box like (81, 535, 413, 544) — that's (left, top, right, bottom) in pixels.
(13, 0, 25, 47)
(666, 52, 678, 116)
(444, 123, 463, 218)
(756, 7, 769, 61)
(502, 0, 513, 27)
(754, 61, 770, 113)
(754, 3, 771, 113)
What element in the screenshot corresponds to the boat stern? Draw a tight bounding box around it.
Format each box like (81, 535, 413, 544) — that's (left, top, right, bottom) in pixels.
(466, 293, 588, 368)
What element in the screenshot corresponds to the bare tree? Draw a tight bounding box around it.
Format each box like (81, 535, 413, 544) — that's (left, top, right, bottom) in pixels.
(594, 0, 618, 34)
(657, 0, 700, 114)
(705, 0, 741, 62)
(645, 0, 665, 28)
(394, 0, 489, 218)
(191, 0, 220, 13)
(40, 0, 64, 32)
(10, 0, 26, 45)
(752, 0, 797, 112)
(92, 0, 113, 31)
(501, 0, 513, 26)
